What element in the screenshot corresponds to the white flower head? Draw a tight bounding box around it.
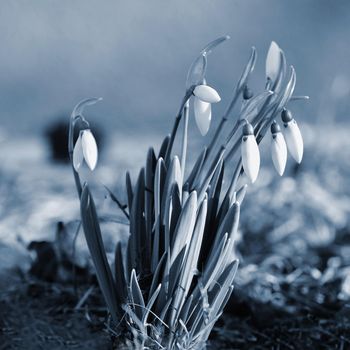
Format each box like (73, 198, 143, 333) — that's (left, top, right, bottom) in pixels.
(266, 41, 282, 83)
(270, 121, 287, 176)
(193, 84, 221, 136)
(73, 132, 84, 171)
(194, 98, 211, 136)
(73, 129, 98, 171)
(241, 123, 260, 183)
(193, 85, 221, 103)
(281, 109, 303, 163)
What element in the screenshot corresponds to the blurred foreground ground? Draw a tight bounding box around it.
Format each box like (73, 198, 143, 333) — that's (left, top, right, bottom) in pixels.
(0, 122, 350, 349)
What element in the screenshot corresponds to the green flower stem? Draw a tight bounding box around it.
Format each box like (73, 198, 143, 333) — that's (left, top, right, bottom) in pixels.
(223, 138, 240, 163)
(227, 159, 243, 200)
(204, 88, 240, 162)
(68, 115, 85, 197)
(180, 101, 189, 181)
(164, 87, 194, 166)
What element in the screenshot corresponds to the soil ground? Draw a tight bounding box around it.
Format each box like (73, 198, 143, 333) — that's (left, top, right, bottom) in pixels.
(1, 269, 349, 350)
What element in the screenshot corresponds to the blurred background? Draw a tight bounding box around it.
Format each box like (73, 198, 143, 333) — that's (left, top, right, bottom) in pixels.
(0, 0, 350, 134)
(0, 1, 350, 348)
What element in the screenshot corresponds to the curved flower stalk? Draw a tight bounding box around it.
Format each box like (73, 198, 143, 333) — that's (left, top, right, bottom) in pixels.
(70, 37, 308, 350)
(270, 121, 287, 176)
(205, 47, 257, 162)
(185, 35, 230, 90)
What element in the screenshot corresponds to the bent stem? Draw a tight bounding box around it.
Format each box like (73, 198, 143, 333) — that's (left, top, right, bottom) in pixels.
(203, 47, 257, 166)
(164, 87, 195, 166)
(180, 100, 189, 181)
(68, 114, 89, 197)
(205, 88, 240, 162)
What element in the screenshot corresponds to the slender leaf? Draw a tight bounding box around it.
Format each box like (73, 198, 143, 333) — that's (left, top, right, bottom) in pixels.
(130, 269, 145, 320)
(115, 242, 127, 303)
(185, 147, 207, 190)
(126, 171, 133, 211)
(80, 184, 121, 321)
(158, 134, 171, 159)
(170, 191, 197, 265)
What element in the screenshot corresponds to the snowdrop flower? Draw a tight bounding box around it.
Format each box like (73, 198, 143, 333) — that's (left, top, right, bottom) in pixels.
(73, 129, 98, 171)
(270, 121, 287, 176)
(266, 41, 282, 84)
(193, 84, 221, 136)
(193, 85, 221, 103)
(281, 109, 303, 163)
(241, 123, 260, 183)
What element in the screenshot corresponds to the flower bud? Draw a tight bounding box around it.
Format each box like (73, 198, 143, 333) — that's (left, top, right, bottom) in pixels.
(242, 123, 254, 136)
(266, 41, 281, 83)
(73, 133, 84, 171)
(243, 85, 253, 100)
(193, 84, 221, 103)
(241, 123, 260, 183)
(281, 108, 293, 123)
(194, 97, 211, 136)
(270, 121, 287, 176)
(81, 129, 98, 170)
(281, 110, 303, 163)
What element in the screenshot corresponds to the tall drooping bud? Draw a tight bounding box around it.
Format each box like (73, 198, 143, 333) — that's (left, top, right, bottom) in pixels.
(281, 109, 303, 163)
(194, 98, 211, 136)
(241, 123, 260, 183)
(270, 121, 288, 176)
(266, 41, 282, 84)
(73, 129, 98, 171)
(81, 129, 98, 171)
(193, 84, 221, 136)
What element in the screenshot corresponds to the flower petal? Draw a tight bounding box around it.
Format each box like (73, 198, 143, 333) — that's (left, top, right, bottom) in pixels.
(283, 120, 303, 163)
(72, 134, 84, 171)
(271, 132, 287, 176)
(193, 85, 221, 103)
(194, 97, 211, 136)
(241, 135, 260, 183)
(266, 41, 281, 83)
(81, 129, 98, 170)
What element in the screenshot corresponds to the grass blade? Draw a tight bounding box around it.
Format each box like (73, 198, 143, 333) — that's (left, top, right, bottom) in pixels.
(80, 184, 121, 322)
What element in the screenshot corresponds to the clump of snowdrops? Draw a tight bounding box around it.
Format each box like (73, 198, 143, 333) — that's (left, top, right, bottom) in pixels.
(68, 37, 306, 349)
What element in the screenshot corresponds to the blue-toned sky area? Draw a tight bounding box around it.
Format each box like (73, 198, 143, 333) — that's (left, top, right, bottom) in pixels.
(0, 0, 349, 134)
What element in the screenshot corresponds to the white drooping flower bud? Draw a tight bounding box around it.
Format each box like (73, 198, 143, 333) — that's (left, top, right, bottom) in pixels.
(81, 129, 98, 171)
(241, 123, 260, 183)
(193, 84, 221, 103)
(193, 84, 220, 136)
(266, 41, 281, 83)
(73, 132, 84, 171)
(281, 109, 303, 163)
(270, 121, 287, 176)
(194, 97, 211, 136)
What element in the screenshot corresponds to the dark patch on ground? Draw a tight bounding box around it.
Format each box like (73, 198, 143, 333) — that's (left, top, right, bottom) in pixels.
(0, 271, 114, 350)
(1, 269, 349, 349)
